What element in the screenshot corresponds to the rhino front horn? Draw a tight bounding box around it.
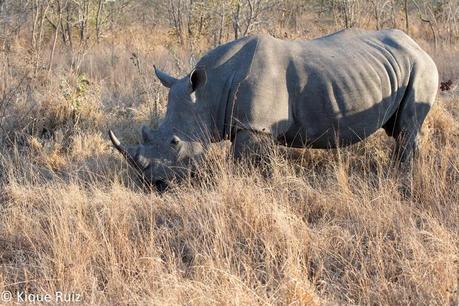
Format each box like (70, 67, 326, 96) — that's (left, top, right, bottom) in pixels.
(109, 130, 124, 152)
(109, 130, 136, 162)
(109, 129, 145, 170)
(109, 130, 151, 180)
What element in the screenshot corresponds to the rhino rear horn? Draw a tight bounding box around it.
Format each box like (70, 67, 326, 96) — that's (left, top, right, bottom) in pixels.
(141, 125, 155, 144)
(154, 65, 178, 88)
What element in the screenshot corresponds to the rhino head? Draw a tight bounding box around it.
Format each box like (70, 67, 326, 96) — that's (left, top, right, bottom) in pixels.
(109, 66, 210, 191)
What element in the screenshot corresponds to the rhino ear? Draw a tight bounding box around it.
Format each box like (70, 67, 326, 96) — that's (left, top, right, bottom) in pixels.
(189, 67, 207, 92)
(154, 65, 178, 88)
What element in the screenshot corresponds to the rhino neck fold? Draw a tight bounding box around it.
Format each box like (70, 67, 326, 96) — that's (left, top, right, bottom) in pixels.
(219, 71, 237, 141)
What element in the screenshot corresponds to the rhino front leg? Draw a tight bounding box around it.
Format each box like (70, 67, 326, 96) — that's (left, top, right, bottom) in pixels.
(231, 130, 273, 163)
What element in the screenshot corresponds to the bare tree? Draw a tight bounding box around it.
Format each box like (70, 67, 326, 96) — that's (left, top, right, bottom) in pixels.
(404, 0, 409, 34)
(48, 0, 65, 74)
(95, 0, 104, 42)
(232, 0, 278, 39)
(412, 0, 438, 49)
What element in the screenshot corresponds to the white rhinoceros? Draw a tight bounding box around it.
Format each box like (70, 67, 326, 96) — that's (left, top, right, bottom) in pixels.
(109, 29, 438, 190)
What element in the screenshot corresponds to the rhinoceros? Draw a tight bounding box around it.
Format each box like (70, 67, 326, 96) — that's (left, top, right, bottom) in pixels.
(109, 29, 438, 190)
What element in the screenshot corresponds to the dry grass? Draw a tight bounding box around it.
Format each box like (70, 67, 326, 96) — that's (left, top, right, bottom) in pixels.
(0, 22, 458, 305)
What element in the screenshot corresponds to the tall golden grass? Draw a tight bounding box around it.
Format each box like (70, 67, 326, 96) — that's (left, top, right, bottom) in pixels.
(0, 21, 458, 305)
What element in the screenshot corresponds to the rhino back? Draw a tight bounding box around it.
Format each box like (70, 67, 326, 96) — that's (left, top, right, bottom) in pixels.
(232, 29, 434, 147)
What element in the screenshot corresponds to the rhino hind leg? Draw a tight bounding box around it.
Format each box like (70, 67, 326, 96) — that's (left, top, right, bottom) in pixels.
(394, 130, 421, 163)
(390, 69, 437, 163)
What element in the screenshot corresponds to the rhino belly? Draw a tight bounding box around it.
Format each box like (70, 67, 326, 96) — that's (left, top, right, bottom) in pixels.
(283, 89, 401, 149)
(285, 64, 404, 147)
(281, 120, 383, 149)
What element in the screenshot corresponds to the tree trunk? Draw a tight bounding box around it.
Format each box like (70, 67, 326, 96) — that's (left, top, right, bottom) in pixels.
(95, 0, 104, 42)
(404, 0, 409, 34)
(48, 0, 62, 75)
(233, 2, 240, 40)
(66, 2, 72, 49)
(218, 6, 225, 45)
(373, 1, 380, 30)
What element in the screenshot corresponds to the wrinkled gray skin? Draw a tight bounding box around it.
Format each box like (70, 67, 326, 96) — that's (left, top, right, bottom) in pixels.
(110, 29, 438, 190)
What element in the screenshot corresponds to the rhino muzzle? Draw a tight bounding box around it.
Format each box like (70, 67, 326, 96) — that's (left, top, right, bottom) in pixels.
(109, 129, 196, 192)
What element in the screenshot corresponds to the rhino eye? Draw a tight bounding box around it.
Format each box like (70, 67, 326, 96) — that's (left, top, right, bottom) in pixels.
(137, 155, 150, 170)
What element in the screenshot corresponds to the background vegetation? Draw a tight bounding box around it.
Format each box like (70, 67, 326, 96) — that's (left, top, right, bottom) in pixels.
(0, 0, 458, 304)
